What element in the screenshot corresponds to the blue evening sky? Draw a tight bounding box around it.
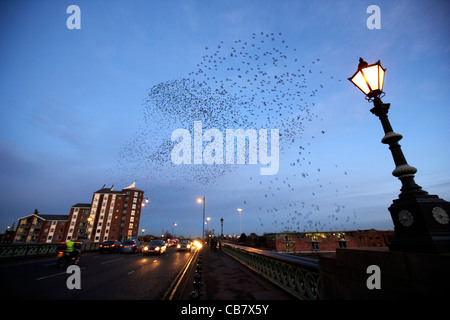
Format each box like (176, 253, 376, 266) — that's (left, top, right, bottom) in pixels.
(1, 0, 449, 238)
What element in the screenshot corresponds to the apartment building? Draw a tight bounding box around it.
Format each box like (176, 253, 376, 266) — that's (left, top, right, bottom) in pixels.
(66, 182, 145, 242)
(13, 209, 69, 244)
(13, 182, 145, 244)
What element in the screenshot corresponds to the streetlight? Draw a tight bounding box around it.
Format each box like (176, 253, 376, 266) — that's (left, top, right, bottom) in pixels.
(237, 208, 243, 236)
(206, 217, 211, 235)
(172, 222, 177, 238)
(220, 217, 224, 238)
(197, 197, 205, 241)
(86, 216, 93, 240)
(349, 58, 450, 253)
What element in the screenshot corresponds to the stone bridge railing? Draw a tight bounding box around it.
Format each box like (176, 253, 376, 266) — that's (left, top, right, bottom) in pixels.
(0, 242, 101, 261)
(222, 243, 322, 300)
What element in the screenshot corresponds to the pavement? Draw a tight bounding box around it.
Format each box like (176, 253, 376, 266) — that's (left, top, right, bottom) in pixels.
(199, 246, 296, 300)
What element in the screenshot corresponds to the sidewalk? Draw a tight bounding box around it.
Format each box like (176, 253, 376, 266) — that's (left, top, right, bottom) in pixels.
(201, 246, 296, 300)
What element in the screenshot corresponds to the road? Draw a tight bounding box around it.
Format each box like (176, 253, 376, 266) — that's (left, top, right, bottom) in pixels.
(0, 247, 195, 300)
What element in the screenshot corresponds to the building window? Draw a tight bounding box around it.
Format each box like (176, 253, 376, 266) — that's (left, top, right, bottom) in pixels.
(311, 241, 319, 251)
(338, 241, 347, 248)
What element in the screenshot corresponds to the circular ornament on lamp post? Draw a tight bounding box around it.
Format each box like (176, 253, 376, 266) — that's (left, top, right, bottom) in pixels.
(432, 207, 449, 225)
(398, 210, 414, 227)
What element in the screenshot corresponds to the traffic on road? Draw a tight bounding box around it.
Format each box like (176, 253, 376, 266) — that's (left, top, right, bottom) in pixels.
(0, 240, 201, 300)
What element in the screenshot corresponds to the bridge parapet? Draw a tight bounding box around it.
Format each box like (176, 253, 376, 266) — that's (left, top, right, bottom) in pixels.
(0, 242, 100, 261)
(222, 243, 322, 300)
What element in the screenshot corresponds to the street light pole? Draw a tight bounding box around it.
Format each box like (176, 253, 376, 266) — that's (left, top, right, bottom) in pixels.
(237, 208, 242, 236)
(349, 58, 450, 253)
(369, 97, 427, 198)
(172, 223, 177, 238)
(197, 197, 205, 242)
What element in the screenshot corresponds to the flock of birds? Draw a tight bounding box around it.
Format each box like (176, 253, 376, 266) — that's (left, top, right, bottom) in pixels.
(115, 32, 358, 233)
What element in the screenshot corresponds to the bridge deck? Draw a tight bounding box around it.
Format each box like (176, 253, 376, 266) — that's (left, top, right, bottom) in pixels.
(201, 247, 296, 300)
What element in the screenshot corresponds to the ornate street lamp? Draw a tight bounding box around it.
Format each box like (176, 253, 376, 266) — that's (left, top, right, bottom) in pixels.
(197, 197, 206, 241)
(349, 58, 450, 253)
(237, 208, 243, 236)
(348, 58, 385, 100)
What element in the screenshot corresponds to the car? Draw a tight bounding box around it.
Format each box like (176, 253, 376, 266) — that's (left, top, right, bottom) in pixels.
(177, 239, 192, 252)
(119, 240, 142, 254)
(143, 240, 167, 255)
(99, 240, 121, 253)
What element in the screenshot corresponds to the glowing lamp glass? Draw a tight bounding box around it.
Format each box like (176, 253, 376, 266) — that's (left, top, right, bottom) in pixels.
(349, 59, 385, 98)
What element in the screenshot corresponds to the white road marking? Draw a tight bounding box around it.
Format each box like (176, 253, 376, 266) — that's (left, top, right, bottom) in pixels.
(101, 257, 124, 264)
(36, 267, 86, 281)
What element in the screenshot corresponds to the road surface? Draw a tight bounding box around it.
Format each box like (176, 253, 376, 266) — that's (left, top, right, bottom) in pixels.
(0, 247, 194, 299)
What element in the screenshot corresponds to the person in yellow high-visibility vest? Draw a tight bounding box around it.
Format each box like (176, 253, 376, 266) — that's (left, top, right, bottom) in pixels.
(66, 240, 75, 253)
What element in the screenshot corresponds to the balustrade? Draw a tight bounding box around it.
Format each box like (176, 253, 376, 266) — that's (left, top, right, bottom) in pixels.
(222, 243, 322, 300)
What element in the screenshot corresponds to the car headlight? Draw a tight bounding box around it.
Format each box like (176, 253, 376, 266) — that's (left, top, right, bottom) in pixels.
(155, 247, 160, 251)
(177, 244, 181, 248)
(143, 246, 149, 251)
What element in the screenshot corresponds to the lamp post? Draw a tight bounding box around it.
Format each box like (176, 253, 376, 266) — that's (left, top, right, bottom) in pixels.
(172, 223, 177, 238)
(86, 216, 93, 240)
(349, 58, 450, 253)
(237, 208, 243, 236)
(197, 197, 205, 241)
(220, 217, 224, 238)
